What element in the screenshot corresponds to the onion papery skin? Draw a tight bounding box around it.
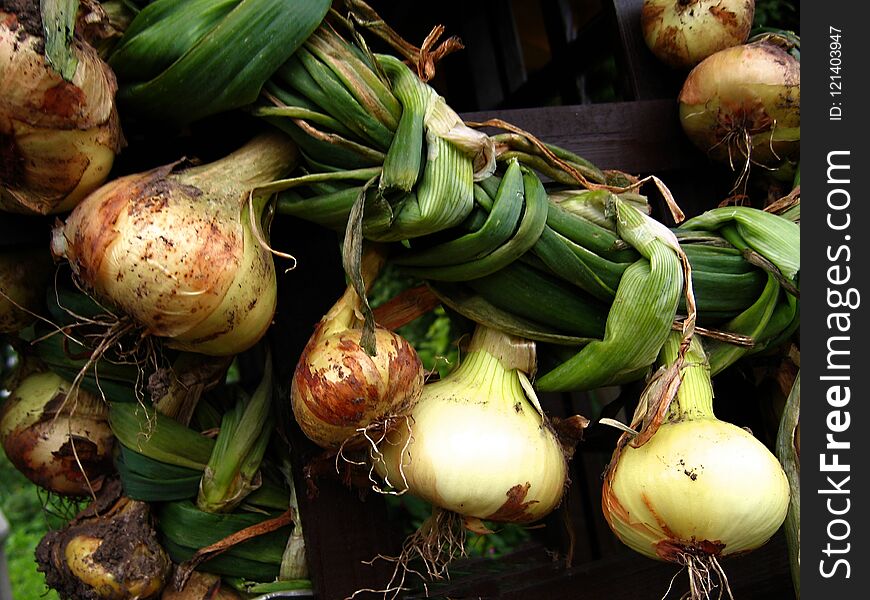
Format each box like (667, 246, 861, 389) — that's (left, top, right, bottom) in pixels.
(603, 418, 789, 561)
(0, 6, 123, 215)
(51, 133, 297, 356)
(678, 41, 800, 168)
(374, 328, 567, 523)
(641, 0, 755, 69)
(0, 369, 115, 496)
(291, 286, 424, 449)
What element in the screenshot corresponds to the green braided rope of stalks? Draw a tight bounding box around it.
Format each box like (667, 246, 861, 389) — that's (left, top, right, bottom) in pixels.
(535, 196, 686, 392)
(108, 0, 331, 125)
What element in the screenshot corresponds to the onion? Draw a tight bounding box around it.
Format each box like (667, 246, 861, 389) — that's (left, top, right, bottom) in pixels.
(365, 325, 572, 591)
(36, 479, 171, 600)
(291, 249, 424, 449)
(602, 334, 789, 597)
(51, 132, 298, 356)
(373, 325, 567, 523)
(160, 571, 242, 600)
(0, 0, 123, 215)
(0, 365, 115, 496)
(0, 244, 54, 334)
(678, 40, 800, 176)
(641, 0, 755, 69)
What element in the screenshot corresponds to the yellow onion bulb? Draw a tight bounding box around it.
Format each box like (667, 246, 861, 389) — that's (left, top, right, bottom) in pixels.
(1, 244, 54, 334)
(0, 368, 115, 497)
(291, 285, 424, 449)
(678, 41, 800, 169)
(37, 486, 171, 600)
(50, 132, 297, 356)
(603, 418, 790, 561)
(373, 326, 567, 523)
(1, 2, 123, 215)
(641, 0, 755, 69)
(602, 334, 789, 571)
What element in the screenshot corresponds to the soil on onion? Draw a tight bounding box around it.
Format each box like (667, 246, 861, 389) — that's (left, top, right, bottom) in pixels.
(1, 0, 42, 38)
(35, 479, 170, 600)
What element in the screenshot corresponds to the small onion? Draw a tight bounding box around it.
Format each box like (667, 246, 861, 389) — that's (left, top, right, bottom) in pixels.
(602, 334, 789, 597)
(0, 0, 123, 215)
(51, 132, 297, 356)
(291, 257, 424, 449)
(678, 40, 800, 172)
(641, 0, 755, 69)
(373, 325, 567, 523)
(0, 366, 115, 496)
(36, 480, 171, 600)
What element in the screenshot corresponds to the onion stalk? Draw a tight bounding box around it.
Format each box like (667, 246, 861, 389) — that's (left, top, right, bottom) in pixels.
(0, 364, 114, 497)
(51, 131, 298, 356)
(0, 0, 123, 214)
(197, 350, 274, 513)
(601, 332, 789, 598)
(641, 0, 755, 69)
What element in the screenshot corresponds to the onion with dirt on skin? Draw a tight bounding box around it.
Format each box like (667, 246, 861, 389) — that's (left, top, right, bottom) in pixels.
(678, 40, 800, 182)
(36, 479, 171, 600)
(641, 0, 755, 70)
(0, 366, 115, 497)
(50, 131, 298, 357)
(0, 0, 124, 215)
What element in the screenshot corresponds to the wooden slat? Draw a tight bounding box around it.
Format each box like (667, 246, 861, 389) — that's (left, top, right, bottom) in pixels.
(462, 99, 705, 174)
(409, 532, 792, 599)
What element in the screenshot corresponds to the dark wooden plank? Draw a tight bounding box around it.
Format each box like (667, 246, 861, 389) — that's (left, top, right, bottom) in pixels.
(461, 99, 705, 175)
(411, 531, 792, 599)
(541, 0, 583, 105)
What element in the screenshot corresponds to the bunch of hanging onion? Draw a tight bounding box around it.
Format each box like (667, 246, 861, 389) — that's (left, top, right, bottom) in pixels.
(0, 365, 115, 497)
(678, 39, 800, 174)
(641, 0, 755, 69)
(291, 248, 424, 449)
(51, 131, 298, 356)
(36, 480, 171, 600)
(602, 333, 789, 597)
(0, 0, 123, 214)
